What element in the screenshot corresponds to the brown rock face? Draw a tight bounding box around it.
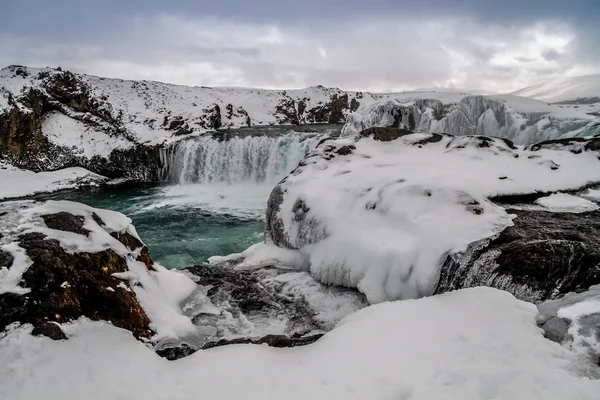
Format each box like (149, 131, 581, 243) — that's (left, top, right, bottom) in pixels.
(0, 211, 153, 340)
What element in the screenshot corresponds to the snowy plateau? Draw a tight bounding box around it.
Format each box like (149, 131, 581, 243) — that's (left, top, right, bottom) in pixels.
(1, 65, 600, 400)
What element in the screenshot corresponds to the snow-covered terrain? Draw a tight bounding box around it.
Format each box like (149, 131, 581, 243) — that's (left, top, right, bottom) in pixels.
(341, 94, 600, 144)
(263, 132, 600, 303)
(512, 74, 600, 103)
(2, 65, 599, 178)
(1, 287, 598, 400)
(0, 163, 107, 199)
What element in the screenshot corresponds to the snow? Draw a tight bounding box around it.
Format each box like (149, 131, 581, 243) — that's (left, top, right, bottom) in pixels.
(0, 287, 598, 400)
(535, 193, 599, 213)
(42, 111, 134, 158)
(0, 200, 201, 343)
(269, 134, 600, 303)
(233, 242, 309, 271)
(342, 94, 599, 144)
(512, 74, 600, 103)
(4, 65, 598, 160)
(0, 242, 32, 295)
(0, 163, 107, 199)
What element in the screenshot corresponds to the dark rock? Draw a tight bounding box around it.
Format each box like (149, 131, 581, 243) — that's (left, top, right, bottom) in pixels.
(0, 231, 152, 339)
(0, 249, 14, 269)
(0, 293, 28, 326)
(41, 212, 89, 235)
(436, 209, 600, 302)
(336, 145, 355, 156)
(31, 322, 68, 340)
(201, 333, 324, 350)
(156, 344, 198, 361)
(529, 136, 600, 153)
(360, 127, 415, 142)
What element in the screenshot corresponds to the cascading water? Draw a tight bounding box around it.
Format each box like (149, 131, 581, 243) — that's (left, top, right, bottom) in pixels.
(163, 134, 319, 185)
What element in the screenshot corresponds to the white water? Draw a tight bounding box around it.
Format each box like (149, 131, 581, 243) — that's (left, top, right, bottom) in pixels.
(164, 135, 319, 185)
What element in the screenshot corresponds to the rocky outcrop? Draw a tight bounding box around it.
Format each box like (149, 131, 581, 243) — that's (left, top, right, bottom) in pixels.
(0, 206, 153, 340)
(0, 66, 161, 180)
(435, 208, 600, 303)
(0, 66, 367, 181)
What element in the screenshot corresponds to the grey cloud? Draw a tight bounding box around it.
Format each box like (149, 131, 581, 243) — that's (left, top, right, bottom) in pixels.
(542, 49, 562, 61)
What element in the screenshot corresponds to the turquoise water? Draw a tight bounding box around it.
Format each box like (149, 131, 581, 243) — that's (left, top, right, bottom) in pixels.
(37, 183, 268, 269)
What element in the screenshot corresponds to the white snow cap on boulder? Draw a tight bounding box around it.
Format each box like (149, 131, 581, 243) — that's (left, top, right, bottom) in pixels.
(266, 131, 600, 303)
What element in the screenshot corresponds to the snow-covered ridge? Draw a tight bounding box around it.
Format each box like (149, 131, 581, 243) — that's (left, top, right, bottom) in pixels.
(2, 64, 599, 179)
(342, 94, 600, 145)
(264, 131, 600, 303)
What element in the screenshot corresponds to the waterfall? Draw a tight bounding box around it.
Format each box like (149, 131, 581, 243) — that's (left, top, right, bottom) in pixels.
(163, 134, 320, 184)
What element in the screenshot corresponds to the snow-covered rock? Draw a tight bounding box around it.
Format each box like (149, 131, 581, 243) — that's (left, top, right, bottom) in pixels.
(341, 95, 600, 145)
(264, 129, 600, 303)
(1, 287, 599, 399)
(437, 207, 600, 302)
(0, 200, 201, 342)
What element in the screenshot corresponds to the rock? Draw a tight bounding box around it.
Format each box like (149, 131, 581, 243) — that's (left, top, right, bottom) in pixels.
(436, 209, 600, 302)
(185, 264, 323, 333)
(0, 249, 14, 269)
(201, 333, 324, 350)
(41, 212, 89, 235)
(360, 127, 415, 141)
(0, 210, 153, 339)
(156, 344, 197, 361)
(31, 322, 67, 340)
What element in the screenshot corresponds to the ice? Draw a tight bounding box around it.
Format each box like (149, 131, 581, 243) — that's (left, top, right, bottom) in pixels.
(1, 287, 599, 400)
(535, 193, 599, 213)
(271, 134, 600, 303)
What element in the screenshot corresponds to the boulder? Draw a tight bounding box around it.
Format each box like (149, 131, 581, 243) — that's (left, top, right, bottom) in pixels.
(0, 208, 153, 340)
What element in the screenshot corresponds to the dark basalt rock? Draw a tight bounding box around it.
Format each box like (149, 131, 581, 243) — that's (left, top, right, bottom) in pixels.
(360, 127, 415, 141)
(0, 249, 14, 269)
(436, 209, 600, 302)
(0, 211, 153, 339)
(529, 136, 600, 153)
(156, 333, 324, 360)
(156, 344, 198, 361)
(31, 322, 68, 341)
(41, 212, 89, 235)
(201, 332, 324, 350)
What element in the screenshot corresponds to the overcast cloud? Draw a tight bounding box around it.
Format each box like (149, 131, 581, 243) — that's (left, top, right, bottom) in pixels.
(1, 0, 599, 93)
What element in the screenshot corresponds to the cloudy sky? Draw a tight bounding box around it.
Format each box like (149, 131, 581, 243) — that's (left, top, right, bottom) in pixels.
(1, 0, 599, 93)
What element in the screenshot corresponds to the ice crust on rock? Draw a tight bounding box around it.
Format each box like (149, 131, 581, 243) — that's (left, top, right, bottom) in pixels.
(266, 132, 600, 303)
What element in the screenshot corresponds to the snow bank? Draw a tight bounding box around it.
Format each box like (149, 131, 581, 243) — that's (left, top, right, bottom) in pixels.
(0, 163, 107, 199)
(1, 287, 598, 400)
(268, 133, 600, 303)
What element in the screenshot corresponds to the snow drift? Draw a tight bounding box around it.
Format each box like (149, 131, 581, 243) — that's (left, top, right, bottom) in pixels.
(1, 287, 598, 400)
